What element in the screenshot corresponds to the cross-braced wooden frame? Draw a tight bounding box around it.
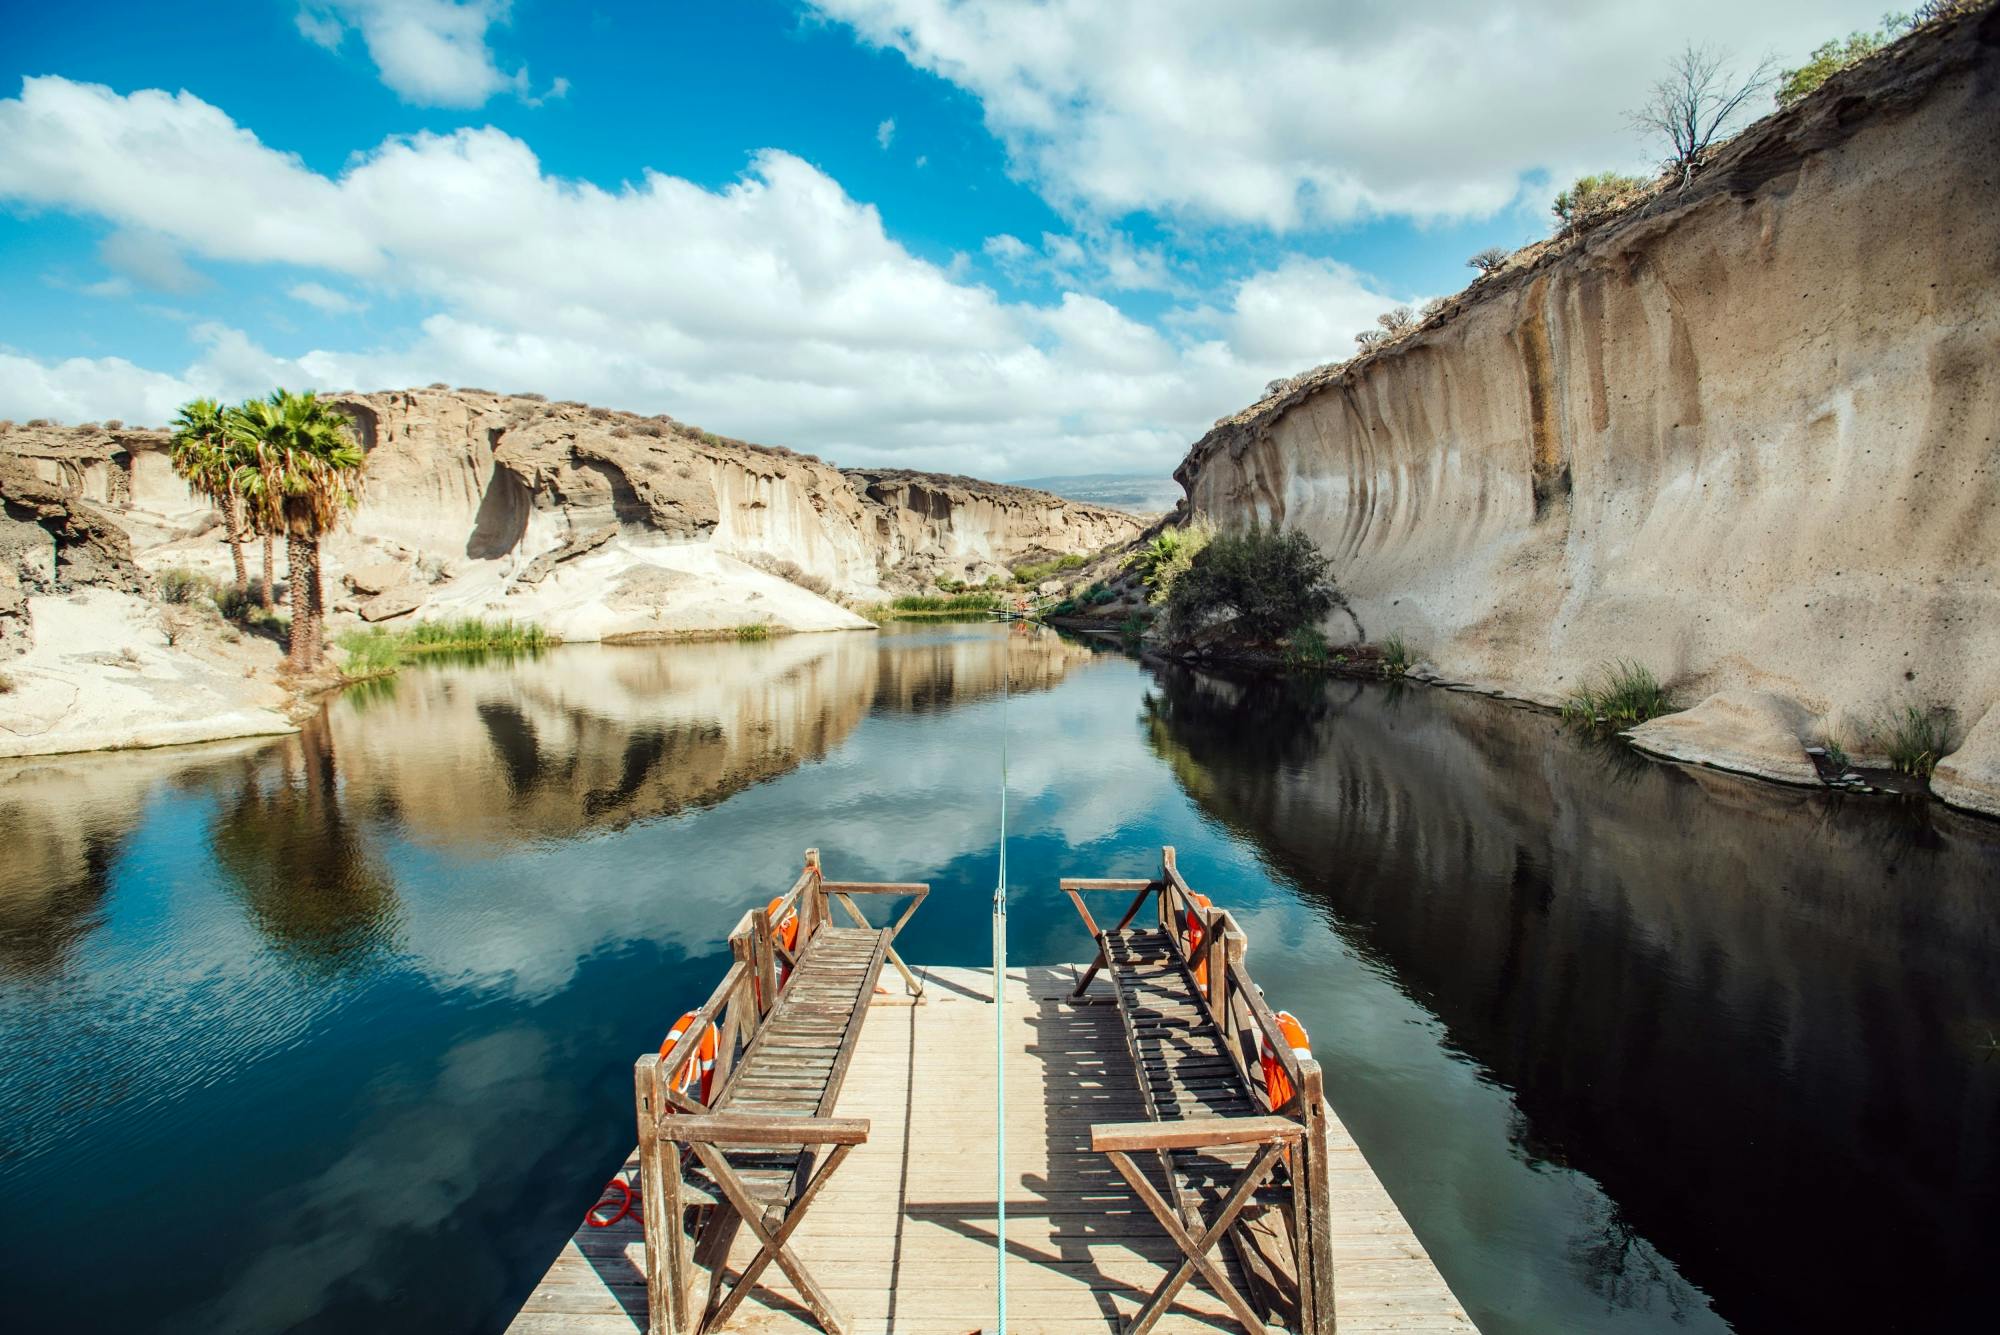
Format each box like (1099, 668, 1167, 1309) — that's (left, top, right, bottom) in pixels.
(1094, 1118, 1303, 1335)
(658, 1112, 868, 1335)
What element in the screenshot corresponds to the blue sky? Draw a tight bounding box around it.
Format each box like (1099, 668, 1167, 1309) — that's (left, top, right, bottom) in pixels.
(0, 0, 1881, 479)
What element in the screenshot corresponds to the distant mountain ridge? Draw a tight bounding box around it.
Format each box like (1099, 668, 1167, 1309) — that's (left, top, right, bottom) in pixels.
(1009, 473, 1182, 516)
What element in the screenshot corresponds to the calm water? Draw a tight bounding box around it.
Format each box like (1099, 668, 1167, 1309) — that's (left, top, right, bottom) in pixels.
(2, 624, 1996, 1333)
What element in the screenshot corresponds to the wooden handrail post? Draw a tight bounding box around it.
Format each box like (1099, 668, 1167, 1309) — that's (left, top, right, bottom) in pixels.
(803, 847, 826, 944)
(729, 918, 762, 1042)
(1296, 1060, 1338, 1335)
(753, 907, 778, 1017)
(636, 1055, 692, 1335)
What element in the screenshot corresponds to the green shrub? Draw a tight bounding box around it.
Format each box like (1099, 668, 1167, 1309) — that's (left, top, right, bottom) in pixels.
(1009, 552, 1088, 585)
(735, 623, 771, 641)
(1118, 611, 1151, 646)
(156, 568, 215, 605)
(1163, 526, 1338, 645)
(1560, 661, 1674, 728)
(1552, 172, 1647, 231)
(1126, 519, 1216, 604)
(1776, 31, 1888, 107)
(213, 584, 257, 620)
(1872, 705, 1953, 778)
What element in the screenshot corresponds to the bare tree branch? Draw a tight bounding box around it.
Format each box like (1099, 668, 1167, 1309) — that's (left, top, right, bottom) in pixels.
(1629, 43, 1777, 186)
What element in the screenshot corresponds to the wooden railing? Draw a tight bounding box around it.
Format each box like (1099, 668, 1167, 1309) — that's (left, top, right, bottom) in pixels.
(1063, 847, 1339, 1334)
(634, 849, 928, 1334)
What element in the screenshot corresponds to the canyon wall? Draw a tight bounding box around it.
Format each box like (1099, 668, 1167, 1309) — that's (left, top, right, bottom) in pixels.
(1174, 8, 2000, 814)
(0, 389, 1141, 644)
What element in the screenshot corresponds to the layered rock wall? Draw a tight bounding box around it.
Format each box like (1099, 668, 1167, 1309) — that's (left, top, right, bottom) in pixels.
(0, 389, 1143, 644)
(1174, 9, 2000, 812)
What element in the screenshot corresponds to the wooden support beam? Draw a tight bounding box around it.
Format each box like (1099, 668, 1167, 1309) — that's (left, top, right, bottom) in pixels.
(659, 1112, 870, 1147)
(1090, 1115, 1302, 1153)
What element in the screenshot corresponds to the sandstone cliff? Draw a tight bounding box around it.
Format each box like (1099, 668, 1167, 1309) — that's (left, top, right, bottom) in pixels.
(1173, 7, 2000, 816)
(0, 389, 1142, 644)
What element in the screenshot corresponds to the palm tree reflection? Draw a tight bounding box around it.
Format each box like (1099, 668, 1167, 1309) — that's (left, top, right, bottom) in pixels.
(214, 715, 397, 970)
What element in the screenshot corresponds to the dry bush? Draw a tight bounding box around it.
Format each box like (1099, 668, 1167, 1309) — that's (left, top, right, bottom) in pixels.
(609, 425, 633, 438)
(745, 551, 834, 597)
(427, 381, 450, 389)
(1467, 246, 1510, 274)
(513, 391, 548, 402)
(1419, 297, 1449, 320)
(632, 421, 668, 437)
(104, 419, 124, 430)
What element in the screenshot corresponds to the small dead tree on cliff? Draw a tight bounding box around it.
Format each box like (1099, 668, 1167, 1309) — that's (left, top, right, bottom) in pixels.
(1631, 43, 1775, 187)
(1377, 306, 1416, 335)
(1467, 246, 1509, 275)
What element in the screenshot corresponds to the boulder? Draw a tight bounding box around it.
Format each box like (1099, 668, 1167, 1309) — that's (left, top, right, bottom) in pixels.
(359, 586, 427, 622)
(1625, 690, 1820, 786)
(1932, 708, 2000, 820)
(344, 561, 410, 596)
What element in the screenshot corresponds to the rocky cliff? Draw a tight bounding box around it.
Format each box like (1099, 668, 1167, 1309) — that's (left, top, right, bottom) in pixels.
(1173, 7, 2000, 816)
(0, 389, 1142, 644)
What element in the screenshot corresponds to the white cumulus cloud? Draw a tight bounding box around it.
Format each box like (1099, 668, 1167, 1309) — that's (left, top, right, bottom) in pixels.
(0, 77, 1406, 474)
(809, 0, 1885, 229)
(287, 282, 370, 314)
(297, 1, 563, 109)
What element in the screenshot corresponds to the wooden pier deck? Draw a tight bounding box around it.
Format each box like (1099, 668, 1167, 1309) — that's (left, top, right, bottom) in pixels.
(507, 965, 1472, 1335)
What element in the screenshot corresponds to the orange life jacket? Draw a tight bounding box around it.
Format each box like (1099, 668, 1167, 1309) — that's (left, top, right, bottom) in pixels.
(659, 1009, 718, 1104)
(1184, 892, 1213, 987)
(1260, 1010, 1312, 1110)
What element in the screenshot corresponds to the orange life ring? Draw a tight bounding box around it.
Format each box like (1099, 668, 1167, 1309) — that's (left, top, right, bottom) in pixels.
(659, 1009, 718, 1103)
(1260, 1010, 1312, 1109)
(1184, 892, 1213, 987)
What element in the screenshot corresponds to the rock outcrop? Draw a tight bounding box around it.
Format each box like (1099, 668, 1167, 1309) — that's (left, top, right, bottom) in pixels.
(1, 389, 1142, 645)
(1173, 7, 2000, 815)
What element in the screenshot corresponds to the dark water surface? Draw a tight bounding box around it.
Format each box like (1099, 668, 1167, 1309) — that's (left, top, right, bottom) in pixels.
(2, 624, 1996, 1333)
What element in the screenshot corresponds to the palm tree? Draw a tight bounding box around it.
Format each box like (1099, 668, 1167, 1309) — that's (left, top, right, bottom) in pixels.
(230, 390, 365, 671)
(169, 397, 249, 590)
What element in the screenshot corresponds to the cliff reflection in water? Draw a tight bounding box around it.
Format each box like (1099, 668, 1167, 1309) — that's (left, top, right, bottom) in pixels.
(324, 625, 1095, 847)
(1143, 668, 2000, 1335)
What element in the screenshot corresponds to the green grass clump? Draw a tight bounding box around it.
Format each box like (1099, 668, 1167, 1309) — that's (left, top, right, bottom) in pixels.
(1872, 705, 1953, 778)
(1381, 633, 1414, 676)
(735, 623, 771, 641)
(336, 617, 552, 677)
(890, 592, 1002, 613)
(1560, 661, 1674, 729)
(1283, 625, 1330, 671)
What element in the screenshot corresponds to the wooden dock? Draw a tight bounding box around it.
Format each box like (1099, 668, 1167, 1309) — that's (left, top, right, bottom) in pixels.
(508, 965, 1472, 1335)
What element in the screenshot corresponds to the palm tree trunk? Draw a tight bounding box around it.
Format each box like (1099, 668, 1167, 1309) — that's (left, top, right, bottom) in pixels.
(224, 493, 249, 591)
(261, 531, 276, 608)
(286, 533, 313, 671)
(305, 539, 326, 668)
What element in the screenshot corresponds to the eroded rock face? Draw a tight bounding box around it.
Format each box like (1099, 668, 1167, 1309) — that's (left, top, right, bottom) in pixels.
(1, 389, 1143, 646)
(320, 389, 1141, 595)
(1174, 9, 2000, 794)
(0, 458, 145, 655)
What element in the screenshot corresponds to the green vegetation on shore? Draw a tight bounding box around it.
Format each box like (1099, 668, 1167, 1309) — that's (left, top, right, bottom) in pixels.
(1561, 662, 1675, 730)
(1873, 704, 1954, 778)
(867, 591, 1003, 621)
(335, 618, 553, 675)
